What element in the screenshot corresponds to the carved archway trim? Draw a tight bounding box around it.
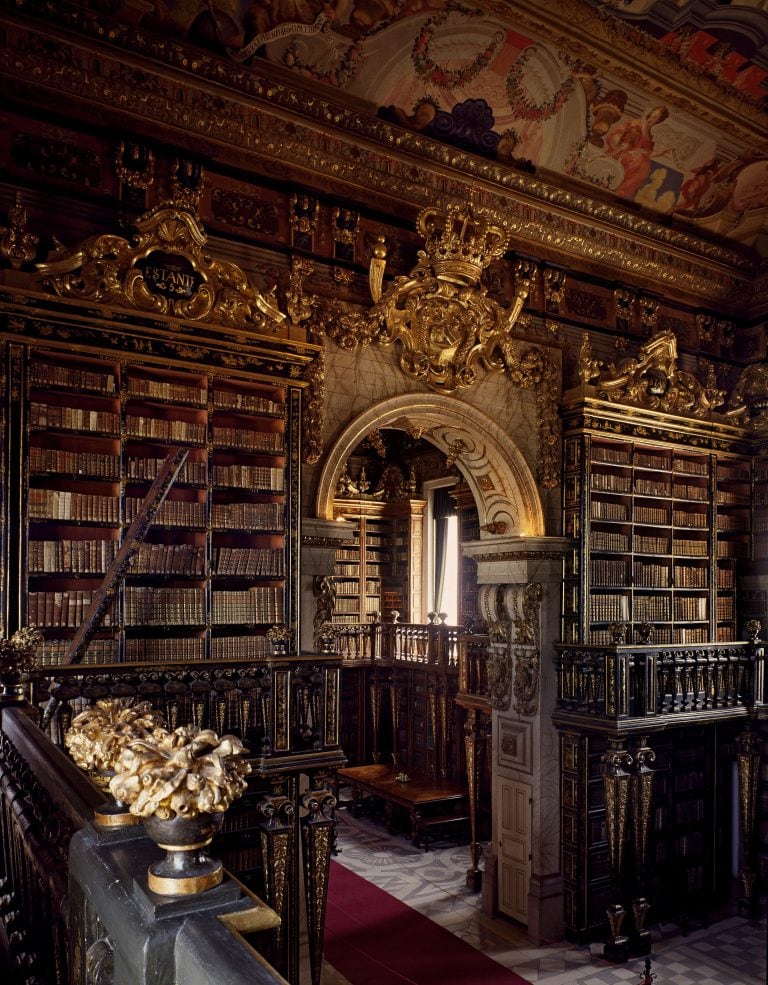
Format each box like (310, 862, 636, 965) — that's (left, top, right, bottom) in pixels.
(314, 394, 544, 537)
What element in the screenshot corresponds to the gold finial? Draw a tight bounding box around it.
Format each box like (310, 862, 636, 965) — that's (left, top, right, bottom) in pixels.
(0, 193, 39, 270)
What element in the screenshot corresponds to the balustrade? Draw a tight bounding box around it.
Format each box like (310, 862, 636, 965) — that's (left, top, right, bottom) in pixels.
(333, 619, 459, 668)
(554, 641, 765, 722)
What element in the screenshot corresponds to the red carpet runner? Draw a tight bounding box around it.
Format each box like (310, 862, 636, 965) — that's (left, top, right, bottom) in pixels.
(324, 861, 533, 985)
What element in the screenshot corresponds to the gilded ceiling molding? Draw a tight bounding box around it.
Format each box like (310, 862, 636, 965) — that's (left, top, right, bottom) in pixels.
(37, 204, 286, 331)
(0, 13, 754, 308)
(579, 329, 725, 417)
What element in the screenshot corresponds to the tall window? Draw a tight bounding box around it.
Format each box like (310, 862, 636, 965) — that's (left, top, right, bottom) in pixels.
(426, 481, 458, 625)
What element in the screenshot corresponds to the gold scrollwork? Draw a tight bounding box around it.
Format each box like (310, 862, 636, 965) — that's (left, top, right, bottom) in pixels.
(38, 204, 287, 331)
(580, 329, 724, 418)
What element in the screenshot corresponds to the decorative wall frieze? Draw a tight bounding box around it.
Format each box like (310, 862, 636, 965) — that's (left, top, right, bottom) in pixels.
(115, 140, 154, 191)
(727, 362, 768, 432)
(0, 10, 757, 309)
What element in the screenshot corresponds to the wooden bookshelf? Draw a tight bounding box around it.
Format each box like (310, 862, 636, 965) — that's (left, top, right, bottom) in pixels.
(17, 347, 294, 665)
(561, 407, 751, 646)
(332, 498, 425, 624)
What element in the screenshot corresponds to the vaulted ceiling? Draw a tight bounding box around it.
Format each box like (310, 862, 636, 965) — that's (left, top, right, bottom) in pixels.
(101, 0, 768, 256)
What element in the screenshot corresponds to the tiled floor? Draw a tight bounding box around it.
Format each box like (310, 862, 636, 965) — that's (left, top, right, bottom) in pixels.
(322, 806, 767, 985)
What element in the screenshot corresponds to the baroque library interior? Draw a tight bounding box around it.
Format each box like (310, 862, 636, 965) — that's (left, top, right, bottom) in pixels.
(0, 2, 768, 984)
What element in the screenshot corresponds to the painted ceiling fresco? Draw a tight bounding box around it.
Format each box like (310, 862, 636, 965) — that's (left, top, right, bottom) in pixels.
(101, 1, 768, 254)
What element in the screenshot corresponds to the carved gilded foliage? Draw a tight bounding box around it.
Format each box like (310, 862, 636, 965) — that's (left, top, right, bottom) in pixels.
(579, 329, 724, 418)
(38, 204, 287, 332)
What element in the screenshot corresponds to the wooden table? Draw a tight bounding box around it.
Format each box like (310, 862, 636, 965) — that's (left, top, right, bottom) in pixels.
(336, 764, 469, 845)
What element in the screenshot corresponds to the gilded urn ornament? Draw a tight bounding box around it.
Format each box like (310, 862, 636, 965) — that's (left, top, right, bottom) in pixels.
(0, 627, 43, 699)
(64, 698, 167, 827)
(109, 726, 251, 895)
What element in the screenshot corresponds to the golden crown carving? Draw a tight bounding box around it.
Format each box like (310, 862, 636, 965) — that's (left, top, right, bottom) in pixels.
(365, 202, 531, 393)
(415, 203, 508, 287)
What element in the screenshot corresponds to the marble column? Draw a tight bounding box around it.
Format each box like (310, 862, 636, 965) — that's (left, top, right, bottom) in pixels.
(462, 535, 569, 944)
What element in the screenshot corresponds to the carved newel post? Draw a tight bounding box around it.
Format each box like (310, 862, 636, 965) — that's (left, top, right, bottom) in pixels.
(110, 725, 251, 895)
(735, 721, 761, 917)
(464, 708, 492, 891)
(602, 739, 633, 963)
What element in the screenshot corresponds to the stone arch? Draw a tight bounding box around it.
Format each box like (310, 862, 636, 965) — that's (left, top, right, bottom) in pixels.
(314, 393, 544, 537)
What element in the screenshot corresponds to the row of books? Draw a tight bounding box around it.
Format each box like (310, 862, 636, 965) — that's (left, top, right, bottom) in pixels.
(633, 562, 668, 587)
(590, 559, 627, 586)
(126, 497, 206, 528)
(31, 359, 284, 417)
(127, 456, 208, 485)
(30, 447, 119, 479)
(30, 403, 120, 434)
(214, 547, 284, 577)
(29, 538, 119, 574)
(29, 489, 119, 524)
(211, 426, 283, 452)
(124, 587, 206, 625)
(38, 633, 277, 665)
(127, 378, 206, 405)
(31, 362, 117, 393)
(716, 513, 749, 531)
(126, 415, 206, 444)
(213, 390, 283, 415)
(633, 597, 672, 622)
(211, 464, 284, 491)
(131, 543, 206, 576)
(210, 502, 284, 530)
(590, 501, 628, 521)
(211, 588, 283, 624)
(674, 597, 708, 620)
(38, 638, 119, 665)
(28, 590, 115, 628)
(672, 510, 707, 528)
(716, 598, 735, 620)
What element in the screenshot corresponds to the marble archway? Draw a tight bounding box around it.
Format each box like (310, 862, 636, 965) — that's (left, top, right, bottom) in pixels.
(313, 392, 544, 537)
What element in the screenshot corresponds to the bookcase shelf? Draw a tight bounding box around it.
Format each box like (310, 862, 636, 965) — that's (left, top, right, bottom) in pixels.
(9, 345, 297, 665)
(561, 401, 751, 646)
(333, 498, 425, 624)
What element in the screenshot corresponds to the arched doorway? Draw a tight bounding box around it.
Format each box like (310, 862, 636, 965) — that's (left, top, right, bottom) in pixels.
(314, 393, 544, 538)
(311, 393, 564, 938)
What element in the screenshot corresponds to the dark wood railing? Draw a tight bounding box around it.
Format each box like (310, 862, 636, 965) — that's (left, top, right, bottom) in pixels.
(21, 656, 344, 985)
(553, 641, 765, 723)
(0, 696, 285, 985)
